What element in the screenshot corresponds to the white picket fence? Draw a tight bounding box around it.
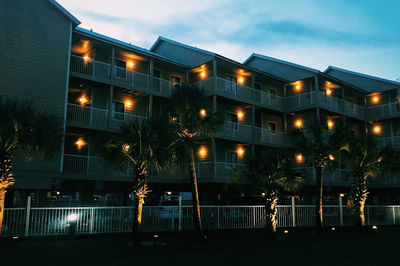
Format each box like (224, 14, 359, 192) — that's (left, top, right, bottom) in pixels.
(2, 203, 400, 237)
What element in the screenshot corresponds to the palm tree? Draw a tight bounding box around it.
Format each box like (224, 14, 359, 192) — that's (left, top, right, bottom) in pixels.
(104, 116, 175, 245)
(294, 117, 344, 234)
(169, 84, 223, 238)
(235, 150, 304, 237)
(0, 98, 62, 235)
(339, 130, 400, 228)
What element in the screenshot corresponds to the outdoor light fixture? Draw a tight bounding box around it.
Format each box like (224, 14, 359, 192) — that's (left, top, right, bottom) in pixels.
(327, 120, 334, 130)
(331, 227, 336, 231)
(296, 153, 304, 163)
(198, 146, 208, 158)
(237, 147, 245, 157)
(284, 230, 288, 234)
(75, 138, 86, 150)
(124, 100, 133, 108)
(329, 154, 335, 161)
(261, 192, 266, 197)
(171, 117, 177, 122)
(326, 89, 332, 96)
(166, 191, 172, 195)
(238, 77, 245, 84)
(127, 61, 135, 68)
(237, 111, 244, 120)
(295, 119, 303, 128)
(83, 55, 91, 62)
(200, 72, 206, 78)
(372, 225, 378, 230)
(339, 193, 345, 197)
(372, 125, 382, 134)
(372, 95, 380, 104)
(79, 96, 88, 105)
(200, 109, 207, 118)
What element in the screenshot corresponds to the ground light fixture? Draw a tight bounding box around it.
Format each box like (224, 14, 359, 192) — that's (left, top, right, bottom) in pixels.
(372, 225, 378, 230)
(331, 227, 336, 231)
(284, 230, 289, 234)
(68, 213, 79, 236)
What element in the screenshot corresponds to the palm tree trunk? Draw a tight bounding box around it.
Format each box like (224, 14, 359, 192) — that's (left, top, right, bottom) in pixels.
(0, 188, 6, 235)
(315, 166, 323, 234)
(351, 174, 368, 228)
(264, 189, 278, 238)
(188, 147, 203, 238)
(132, 163, 148, 245)
(132, 189, 144, 245)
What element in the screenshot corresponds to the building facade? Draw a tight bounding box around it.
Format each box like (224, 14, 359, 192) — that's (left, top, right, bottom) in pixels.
(1, 0, 400, 206)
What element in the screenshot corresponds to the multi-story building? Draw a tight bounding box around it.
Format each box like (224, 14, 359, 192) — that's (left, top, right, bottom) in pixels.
(1, 0, 399, 206)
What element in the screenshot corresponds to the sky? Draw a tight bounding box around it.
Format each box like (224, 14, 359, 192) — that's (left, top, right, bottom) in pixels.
(58, 0, 400, 81)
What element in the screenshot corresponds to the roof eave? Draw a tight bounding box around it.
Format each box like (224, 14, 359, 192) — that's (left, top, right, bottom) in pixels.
(49, 0, 81, 27)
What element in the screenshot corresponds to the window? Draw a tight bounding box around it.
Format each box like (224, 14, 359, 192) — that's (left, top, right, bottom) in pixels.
(269, 88, 277, 100)
(225, 75, 237, 95)
(112, 101, 125, 120)
(170, 75, 181, 86)
(226, 112, 238, 130)
(114, 59, 127, 79)
(254, 82, 262, 91)
(225, 150, 239, 167)
(268, 121, 277, 132)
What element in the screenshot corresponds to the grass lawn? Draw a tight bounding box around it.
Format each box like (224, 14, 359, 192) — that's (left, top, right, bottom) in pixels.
(1, 227, 398, 266)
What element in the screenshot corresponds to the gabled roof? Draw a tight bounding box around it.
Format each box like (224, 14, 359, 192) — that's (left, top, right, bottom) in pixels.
(75, 28, 190, 68)
(49, 0, 80, 27)
(244, 53, 319, 82)
(325, 66, 400, 93)
(151, 36, 215, 57)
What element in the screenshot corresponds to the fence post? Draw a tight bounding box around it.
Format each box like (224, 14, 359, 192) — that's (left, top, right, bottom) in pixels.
(291, 196, 296, 227)
(253, 206, 256, 228)
(339, 196, 344, 226)
(393, 206, 396, 225)
(217, 206, 220, 230)
(90, 208, 94, 234)
(178, 196, 182, 231)
(171, 208, 175, 231)
(24, 196, 31, 237)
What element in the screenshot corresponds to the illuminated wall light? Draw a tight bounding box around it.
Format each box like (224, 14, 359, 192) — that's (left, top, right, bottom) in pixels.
(339, 193, 345, 197)
(200, 72, 206, 78)
(200, 109, 207, 118)
(127, 61, 135, 68)
(83, 55, 91, 62)
(238, 77, 245, 84)
(327, 120, 334, 130)
(237, 111, 244, 120)
(372, 95, 380, 104)
(166, 191, 172, 195)
(329, 154, 335, 161)
(372, 125, 382, 134)
(237, 147, 245, 157)
(171, 117, 177, 123)
(75, 138, 86, 150)
(78, 96, 88, 105)
(124, 100, 133, 108)
(296, 153, 304, 163)
(295, 119, 303, 128)
(294, 83, 302, 92)
(261, 192, 266, 197)
(326, 89, 332, 95)
(198, 146, 208, 158)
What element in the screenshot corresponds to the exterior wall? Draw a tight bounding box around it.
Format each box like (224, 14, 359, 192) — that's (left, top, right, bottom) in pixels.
(218, 102, 252, 126)
(286, 78, 314, 96)
(261, 112, 283, 131)
(0, 0, 72, 189)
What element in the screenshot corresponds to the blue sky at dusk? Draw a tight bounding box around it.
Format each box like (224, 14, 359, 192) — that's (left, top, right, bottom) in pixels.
(59, 0, 400, 80)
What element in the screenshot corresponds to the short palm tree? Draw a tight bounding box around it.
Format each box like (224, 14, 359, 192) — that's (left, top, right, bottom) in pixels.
(169, 84, 223, 238)
(104, 116, 175, 244)
(0, 99, 62, 235)
(339, 130, 400, 228)
(235, 150, 304, 237)
(294, 117, 344, 234)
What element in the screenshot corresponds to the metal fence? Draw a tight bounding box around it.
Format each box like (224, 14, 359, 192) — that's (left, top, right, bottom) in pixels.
(3, 202, 400, 237)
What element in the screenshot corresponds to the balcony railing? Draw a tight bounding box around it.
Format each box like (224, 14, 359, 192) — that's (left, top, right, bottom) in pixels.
(70, 55, 171, 97)
(63, 154, 106, 176)
(367, 102, 400, 121)
(66, 103, 148, 129)
(253, 127, 290, 147)
(377, 136, 400, 149)
(217, 122, 253, 142)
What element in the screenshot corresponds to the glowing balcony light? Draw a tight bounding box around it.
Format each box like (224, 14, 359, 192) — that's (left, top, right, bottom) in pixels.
(329, 154, 335, 161)
(326, 89, 332, 95)
(75, 138, 86, 149)
(124, 100, 133, 108)
(79, 96, 88, 105)
(83, 55, 91, 62)
(327, 120, 334, 130)
(127, 61, 135, 68)
(238, 77, 245, 84)
(198, 147, 208, 158)
(295, 119, 303, 128)
(372, 125, 382, 134)
(200, 72, 206, 78)
(237, 111, 244, 120)
(372, 95, 380, 104)
(237, 147, 245, 157)
(296, 153, 304, 163)
(200, 109, 207, 118)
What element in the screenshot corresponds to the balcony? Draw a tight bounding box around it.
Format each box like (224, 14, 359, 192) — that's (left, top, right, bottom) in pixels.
(285, 91, 365, 120)
(217, 122, 253, 143)
(70, 55, 171, 97)
(193, 77, 284, 111)
(367, 102, 400, 121)
(66, 103, 148, 130)
(253, 127, 290, 147)
(377, 136, 400, 149)
(63, 154, 239, 183)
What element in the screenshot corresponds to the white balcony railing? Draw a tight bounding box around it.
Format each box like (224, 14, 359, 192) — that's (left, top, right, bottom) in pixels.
(66, 103, 109, 127)
(63, 154, 106, 176)
(70, 55, 111, 80)
(367, 102, 400, 121)
(217, 121, 253, 142)
(253, 127, 289, 146)
(109, 112, 148, 129)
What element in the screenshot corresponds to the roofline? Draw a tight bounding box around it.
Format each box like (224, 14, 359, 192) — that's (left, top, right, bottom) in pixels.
(49, 0, 80, 27)
(318, 72, 370, 94)
(244, 53, 320, 74)
(150, 36, 215, 57)
(74, 28, 190, 69)
(325, 66, 400, 87)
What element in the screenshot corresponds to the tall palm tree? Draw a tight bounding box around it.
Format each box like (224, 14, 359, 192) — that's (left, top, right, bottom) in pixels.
(339, 130, 400, 228)
(169, 84, 223, 238)
(235, 150, 304, 237)
(0, 98, 62, 234)
(294, 117, 344, 234)
(104, 116, 175, 245)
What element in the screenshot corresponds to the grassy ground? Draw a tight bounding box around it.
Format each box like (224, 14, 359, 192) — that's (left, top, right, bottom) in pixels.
(1, 227, 398, 266)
